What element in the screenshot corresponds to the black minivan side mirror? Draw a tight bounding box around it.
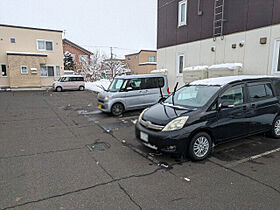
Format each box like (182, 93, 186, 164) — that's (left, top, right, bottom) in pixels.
(219, 101, 235, 109)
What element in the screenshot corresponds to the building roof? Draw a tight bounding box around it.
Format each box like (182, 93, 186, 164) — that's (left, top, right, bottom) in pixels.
(63, 39, 93, 55)
(0, 24, 63, 33)
(125, 50, 157, 57)
(190, 75, 280, 86)
(6, 51, 48, 57)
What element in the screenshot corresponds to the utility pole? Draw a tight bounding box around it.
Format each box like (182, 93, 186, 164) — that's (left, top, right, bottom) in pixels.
(110, 47, 113, 60)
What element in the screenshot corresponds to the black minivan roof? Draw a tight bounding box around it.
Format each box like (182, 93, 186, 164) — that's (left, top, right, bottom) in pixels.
(190, 75, 280, 86)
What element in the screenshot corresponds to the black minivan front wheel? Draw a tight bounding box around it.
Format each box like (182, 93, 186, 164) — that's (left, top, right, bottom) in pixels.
(188, 132, 212, 161)
(269, 116, 280, 139)
(111, 103, 124, 116)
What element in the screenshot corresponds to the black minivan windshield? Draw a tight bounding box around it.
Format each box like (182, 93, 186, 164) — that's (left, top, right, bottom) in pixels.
(164, 85, 220, 108)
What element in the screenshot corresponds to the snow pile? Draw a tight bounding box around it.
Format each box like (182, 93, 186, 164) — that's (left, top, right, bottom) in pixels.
(85, 79, 111, 93)
(151, 69, 168, 73)
(209, 63, 243, 70)
(184, 65, 208, 71)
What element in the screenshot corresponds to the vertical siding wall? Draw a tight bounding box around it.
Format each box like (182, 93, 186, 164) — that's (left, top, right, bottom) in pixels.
(157, 24, 280, 88)
(157, 0, 280, 88)
(158, 0, 280, 49)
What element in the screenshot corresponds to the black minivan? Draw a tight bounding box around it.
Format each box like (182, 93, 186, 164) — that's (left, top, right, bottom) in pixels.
(136, 76, 280, 161)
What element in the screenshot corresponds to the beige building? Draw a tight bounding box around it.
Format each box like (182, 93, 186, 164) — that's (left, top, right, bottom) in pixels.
(0, 24, 64, 88)
(125, 50, 157, 74)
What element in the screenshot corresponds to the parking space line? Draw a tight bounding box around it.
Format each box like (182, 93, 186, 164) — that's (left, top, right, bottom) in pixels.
(225, 147, 280, 168)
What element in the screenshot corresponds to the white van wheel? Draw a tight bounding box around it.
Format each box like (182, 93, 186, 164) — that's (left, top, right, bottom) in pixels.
(56, 86, 62, 92)
(79, 86, 85, 91)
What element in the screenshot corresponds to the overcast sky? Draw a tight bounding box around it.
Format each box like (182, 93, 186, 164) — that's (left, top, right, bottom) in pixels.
(0, 0, 157, 58)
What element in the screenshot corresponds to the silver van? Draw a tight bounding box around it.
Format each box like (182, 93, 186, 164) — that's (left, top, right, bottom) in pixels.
(97, 74, 169, 116)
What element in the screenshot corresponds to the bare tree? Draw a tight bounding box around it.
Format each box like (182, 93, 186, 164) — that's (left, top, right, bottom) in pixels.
(80, 51, 107, 81)
(103, 59, 131, 79)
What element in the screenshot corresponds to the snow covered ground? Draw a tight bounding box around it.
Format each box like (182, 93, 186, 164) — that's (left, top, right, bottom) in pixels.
(85, 79, 111, 93)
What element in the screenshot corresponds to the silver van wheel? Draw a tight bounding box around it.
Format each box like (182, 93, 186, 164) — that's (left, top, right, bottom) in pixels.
(79, 86, 85, 91)
(111, 103, 124, 116)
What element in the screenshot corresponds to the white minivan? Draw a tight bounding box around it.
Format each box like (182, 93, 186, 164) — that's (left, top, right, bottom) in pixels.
(53, 75, 85, 92)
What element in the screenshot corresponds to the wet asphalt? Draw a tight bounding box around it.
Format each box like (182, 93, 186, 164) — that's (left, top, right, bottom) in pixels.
(0, 90, 280, 209)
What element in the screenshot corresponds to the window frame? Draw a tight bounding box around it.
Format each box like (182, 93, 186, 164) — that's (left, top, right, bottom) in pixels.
(79, 55, 89, 64)
(1, 64, 7, 77)
(40, 64, 55, 77)
(149, 56, 155, 62)
(20, 65, 28, 75)
(219, 85, 245, 106)
(272, 40, 280, 74)
(246, 82, 274, 102)
(178, 0, 188, 27)
(177, 54, 185, 76)
(47, 65, 55, 77)
(10, 38, 16, 43)
(36, 39, 54, 51)
(56, 66, 61, 77)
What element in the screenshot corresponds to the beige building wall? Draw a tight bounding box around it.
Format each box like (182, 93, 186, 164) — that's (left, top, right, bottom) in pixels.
(157, 24, 280, 89)
(125, 51, 157, 74)
(0, 25, 64, 88)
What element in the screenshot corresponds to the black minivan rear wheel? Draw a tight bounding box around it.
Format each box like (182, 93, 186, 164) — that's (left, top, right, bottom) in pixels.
(268, 116, 280, 139)
(188, 132, 212, 161)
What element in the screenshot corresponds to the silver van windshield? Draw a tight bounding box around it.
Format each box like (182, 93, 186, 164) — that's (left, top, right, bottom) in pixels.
(108, 78, 127, 92)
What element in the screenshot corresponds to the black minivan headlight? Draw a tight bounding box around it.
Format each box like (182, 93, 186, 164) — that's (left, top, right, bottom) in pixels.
(162, 116, 189, 132)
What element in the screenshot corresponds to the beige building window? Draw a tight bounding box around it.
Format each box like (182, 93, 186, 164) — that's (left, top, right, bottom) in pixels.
(1, 65, 7, 77)
(40, 65, 54, 77)
(177, 54, 185, 75)
(149, 56, 155, 62)
(37, 40, 53, 51)
(56, 66, 60, 77)
(20, 66, 28, 74)
(178, 0, 187, 27)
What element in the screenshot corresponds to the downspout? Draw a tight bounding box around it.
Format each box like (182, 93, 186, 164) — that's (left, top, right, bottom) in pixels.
(198, 0, 203, 16)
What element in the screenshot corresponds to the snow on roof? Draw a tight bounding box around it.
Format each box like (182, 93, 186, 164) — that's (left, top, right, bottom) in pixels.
(151, 69, 168, 73)
(115, 74, 166, 79)
(209, 63, 243, 70)
(190, 75, 278, 86)
(184, 65, 208, 71)
(139, 62, 157, 65)
(6, 51, 48, 56)
(61, 74, 83, 77)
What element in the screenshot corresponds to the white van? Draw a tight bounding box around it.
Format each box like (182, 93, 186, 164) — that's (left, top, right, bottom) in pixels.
(53, 75, 85, 92)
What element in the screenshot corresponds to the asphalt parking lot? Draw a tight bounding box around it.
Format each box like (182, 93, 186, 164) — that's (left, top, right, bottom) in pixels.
(1, 90, 280, 210)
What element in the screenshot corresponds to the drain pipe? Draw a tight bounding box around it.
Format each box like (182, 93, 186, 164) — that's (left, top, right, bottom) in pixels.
(198, 0, 203, 16)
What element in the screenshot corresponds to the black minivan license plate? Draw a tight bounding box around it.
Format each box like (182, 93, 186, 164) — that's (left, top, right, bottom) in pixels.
(140, 132, 148, 142)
